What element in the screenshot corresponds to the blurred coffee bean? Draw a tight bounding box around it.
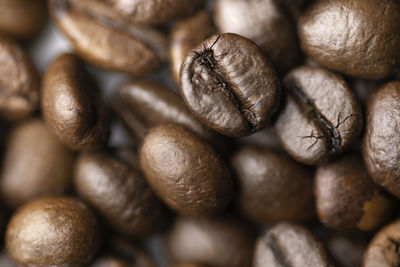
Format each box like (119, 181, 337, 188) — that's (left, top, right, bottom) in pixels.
(49, 0, 168, 75)
(363, 219, 400, 267)
(215, 0, 300, 73)
(275, 66, 362, 165)
(0, 37, 39, 121)
(166, 216, 254, 267)
(6, 197, 99, 267)
(1, 118, 74, 208)
(0, 0, 46, 39)
(74, 151, 168, 238)
(41, 53, 109, 150)
(231, 145, 314, 223)
(253, 223, 334, 267)
(180, 33, 281, 137)
(113, 81, 217, 144)
(170, 10, 216, 84)
(315, 154, 395, 231)
(140, 124, 233, 217)
(299, 0, 400, 79)
(363, 81, 400, 198)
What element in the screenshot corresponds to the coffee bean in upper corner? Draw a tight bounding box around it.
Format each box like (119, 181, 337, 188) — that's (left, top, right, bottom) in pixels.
(180, 33, 281, 138)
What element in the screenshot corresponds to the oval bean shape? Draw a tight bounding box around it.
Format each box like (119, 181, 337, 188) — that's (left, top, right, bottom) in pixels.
(140, 124, 233, 216)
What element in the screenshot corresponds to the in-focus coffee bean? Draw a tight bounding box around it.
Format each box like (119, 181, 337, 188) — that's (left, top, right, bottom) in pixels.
(215, 0, 300, 73)
(41, 53, 109, 150)
(315, 154, 395, 231)
(74, 151, 168, 237)
(254, 223, 334, 267)
(166, 216, 254, 267)
(49, 0, 168, 75)
(180, 33, 281, 137)
(140, 124, 233, 217)
(363, 81, 400, 199)
(1, 119, 74, 208)
(275, 66, 362, 165)
(231, 145, 314, 223)
(299, 0, 400, 79)
(6, 197, 99, 267)
(0, 37, 39, 121)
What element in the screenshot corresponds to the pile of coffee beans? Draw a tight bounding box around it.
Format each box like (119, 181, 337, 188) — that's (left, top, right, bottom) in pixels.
(1, 0, 400, 266)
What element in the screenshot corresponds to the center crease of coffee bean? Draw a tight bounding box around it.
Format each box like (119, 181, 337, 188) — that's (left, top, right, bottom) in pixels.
(194, 36, 258, 131)
(264, 233, 291, 267)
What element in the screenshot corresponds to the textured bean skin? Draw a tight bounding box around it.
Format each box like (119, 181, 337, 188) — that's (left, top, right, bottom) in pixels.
(363, 220, 400, 267)
(41, 53, 109, 150)
(140, 124, 233, 216)
(74, 152, 168, 237)
(167, 216, 254, 267)
(215, 0, 300, 73)
(231, 146, 314, 223)
(0, 37, 39, 121)
(1, 119, 74, 208)
(315, 154, 395, 231)
(49, 0, 168, 75)
(275, 66, 362, 165)
(254, 223, 334, 267)
(299, 0, 400, 79)
(363, 81, 400, 198)
(180, 33, 280, 137)
(6, 197, 99, 267)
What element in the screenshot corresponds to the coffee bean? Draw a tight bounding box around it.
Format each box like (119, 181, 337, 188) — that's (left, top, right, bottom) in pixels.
(299, 0, 400, 79)
(363, 219, 400, 267)
(180, 33, 280, 137)
(1, 119, 74, 208)
(214, 0, 300, 73)
(113, 81, 217, 144)
(74, 151, 168, 238)
(231, 145, 314, 223)
(0, 37, 39, 121)
(6, 197, 99, 267)
(41, 53, 109, 150)
(275, 66, 362, 165)
(254, 223, 334, 267)
(169, 10, 216, 84)
(0, 0, 46, 39)
(49, 0, 168, 75)
(315, 154, 395, 231)
(363, 81, 400, 199)
(166, 216, 254, 267)
(67, 0, 205, 26)
(140, 124, 233, 216)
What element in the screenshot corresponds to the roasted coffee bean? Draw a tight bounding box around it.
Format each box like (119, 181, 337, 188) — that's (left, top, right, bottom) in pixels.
(91, 239, 155, 267)
(67, 0, 205, 26)
(170, 10, 216, 84)
(113, 81, 216, 144)
(231, 145, 314, 223)
(166, 216, 254, 267)
(254, 223, 334, 267)
(74, 152, 168, 238)
(214, 0, 300, 73)
(41, 53, 109, 150)
(180, 33, 280, 137)
(363, 81, 400, 198)
(0, 0, 46, 39)
(6, 197, 99, 267)
(275, 66, 362, 165)
(0, 37, 39, 121)
(1, 119, 74, 208)
(140, 124, 233, 216)
(49, 0, 168, 75)
(363, 219, 400, 267)
(299, 0, 400, 79)
(315, 154, 395, 231)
